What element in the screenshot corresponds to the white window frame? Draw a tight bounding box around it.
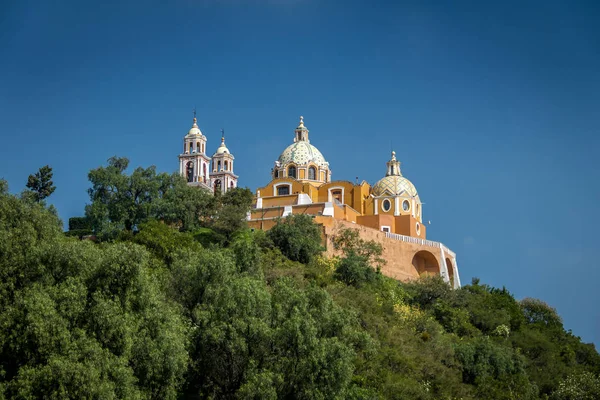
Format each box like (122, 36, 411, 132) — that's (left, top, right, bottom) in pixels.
(328, 186, 345, 204)
(274, 182, 292, 196)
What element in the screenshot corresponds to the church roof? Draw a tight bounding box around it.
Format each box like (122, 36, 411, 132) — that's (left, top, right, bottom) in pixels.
(372, 151, 419, 197)
(276, 116, 329, 168)
(278, 141, 328, 167)
(372, 175, 418, 197)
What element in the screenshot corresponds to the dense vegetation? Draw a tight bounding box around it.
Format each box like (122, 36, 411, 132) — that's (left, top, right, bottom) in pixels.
(0, 160, 599, 399)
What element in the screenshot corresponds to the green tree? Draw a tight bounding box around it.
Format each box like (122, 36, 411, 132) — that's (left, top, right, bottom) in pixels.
(267, 214, 324, 264)
(551, 371, 600, 400)
(212, 187, 254, 239)
(85, 156, 215, 238)
(25, 165, 56, 202)
(0, 192, 189, 399)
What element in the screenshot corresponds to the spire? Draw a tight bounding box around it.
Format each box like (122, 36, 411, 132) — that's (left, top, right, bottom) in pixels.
(386, 150, 401, 176)
(294, 115, 309, 142)
(192, 107, 198, 127)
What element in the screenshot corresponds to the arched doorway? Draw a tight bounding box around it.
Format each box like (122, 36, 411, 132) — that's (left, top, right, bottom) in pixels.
(445, 258, 455, 286)
(412, 250, 440, 276)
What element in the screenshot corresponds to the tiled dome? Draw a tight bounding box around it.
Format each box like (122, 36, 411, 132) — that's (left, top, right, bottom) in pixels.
(372, 175, 418, 197)
(278, 141, 329, 168)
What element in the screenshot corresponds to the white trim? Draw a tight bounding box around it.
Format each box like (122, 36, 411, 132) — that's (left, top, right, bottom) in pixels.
(323, 202, 334, 216)
(452, 257, 462, 288)
(394, 197, 400, 216)
(273, 182, 292, 196)
(297, 193, 312, 205)
(327, 186, 345, 203)
(256, 197, 263, 209)
(402, 199, 411, 212)
(382, 198, 392, 212)
(374, 198, 378, 215)
(381, 225, 391, 233)
(282, 206, 293, 217)
(439, 246, 450, 284)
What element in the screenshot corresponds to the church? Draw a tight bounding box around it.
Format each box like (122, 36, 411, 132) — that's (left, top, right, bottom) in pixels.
(178, 115, 461, 288)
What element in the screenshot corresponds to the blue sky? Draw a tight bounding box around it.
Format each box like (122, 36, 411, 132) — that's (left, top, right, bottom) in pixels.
(1, 0, 599, 345)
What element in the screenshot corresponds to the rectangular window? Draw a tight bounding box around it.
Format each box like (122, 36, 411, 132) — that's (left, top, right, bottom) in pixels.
(277, 185, 290, 196)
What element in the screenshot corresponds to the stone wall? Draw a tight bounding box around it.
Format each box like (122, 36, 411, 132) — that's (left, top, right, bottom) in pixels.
(320, 218, 451, 283)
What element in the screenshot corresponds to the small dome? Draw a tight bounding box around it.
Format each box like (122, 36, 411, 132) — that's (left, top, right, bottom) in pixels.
(278, 141, 328, 168)
(372, 175, 418, 197)
(187, 118, 202, 136)
(215, 143, 229, 154)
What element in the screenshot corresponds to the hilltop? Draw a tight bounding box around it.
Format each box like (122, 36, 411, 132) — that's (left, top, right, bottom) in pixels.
(0, 165, 599, 399)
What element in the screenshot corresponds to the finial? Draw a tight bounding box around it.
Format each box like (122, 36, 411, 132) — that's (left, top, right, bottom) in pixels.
(220, 128, 225, 143)
(192, 107, 198, 125)
(391, 150, 396, 160)
(299, 115, 304, 126)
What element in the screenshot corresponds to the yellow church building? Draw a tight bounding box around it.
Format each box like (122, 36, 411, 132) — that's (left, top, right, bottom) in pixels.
(247, 117, 461, 288)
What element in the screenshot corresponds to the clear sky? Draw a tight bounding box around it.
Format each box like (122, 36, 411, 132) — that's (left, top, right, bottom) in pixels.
(1, 0, 599, 345)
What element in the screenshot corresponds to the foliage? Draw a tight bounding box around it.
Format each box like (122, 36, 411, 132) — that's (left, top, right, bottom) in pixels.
(331, 228, 384, 287)
(0, 192, 188, 399)
(1, 166, 599, 400)
(212, 187, 254, 239)
(25, 165, 56, 203)
(85, 156, 215, 238)
(267, 214, 324, 264)
(551, 371, 600, 400)
(66, 216, 93, 238)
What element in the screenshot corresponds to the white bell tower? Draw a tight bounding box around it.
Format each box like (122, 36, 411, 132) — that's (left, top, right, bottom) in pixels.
(210, 129, 238, 195)
(178, 110, 211, 190)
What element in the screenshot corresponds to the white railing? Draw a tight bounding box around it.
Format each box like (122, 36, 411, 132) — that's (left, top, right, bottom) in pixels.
(384, 232, 455, 257)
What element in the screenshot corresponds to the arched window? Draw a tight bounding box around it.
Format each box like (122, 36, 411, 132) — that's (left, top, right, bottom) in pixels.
(217, 161, 221, 171)
(224, 161, 228, 171)
(203, 164, 207, 181)
(214, 179, 221, 194)
(190, 143, 194, 153)
(230, 181, 234, 188)
(186, 162, 194, 183)
(308, 166, 316, 180)
(288, 166, 296, 178)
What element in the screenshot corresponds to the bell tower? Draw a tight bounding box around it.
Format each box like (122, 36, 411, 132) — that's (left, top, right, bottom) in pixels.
(178, 110, 211, 190)
(210, 129, 238, 195)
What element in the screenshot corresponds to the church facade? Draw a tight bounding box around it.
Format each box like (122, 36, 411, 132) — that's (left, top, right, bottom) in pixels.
(179, 115, 461, 288)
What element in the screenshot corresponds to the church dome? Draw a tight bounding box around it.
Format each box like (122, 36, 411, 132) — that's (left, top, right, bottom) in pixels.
(277, 141, 328, 168)
(372, 175, 418, 197)
(372, 151, 418, 197)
